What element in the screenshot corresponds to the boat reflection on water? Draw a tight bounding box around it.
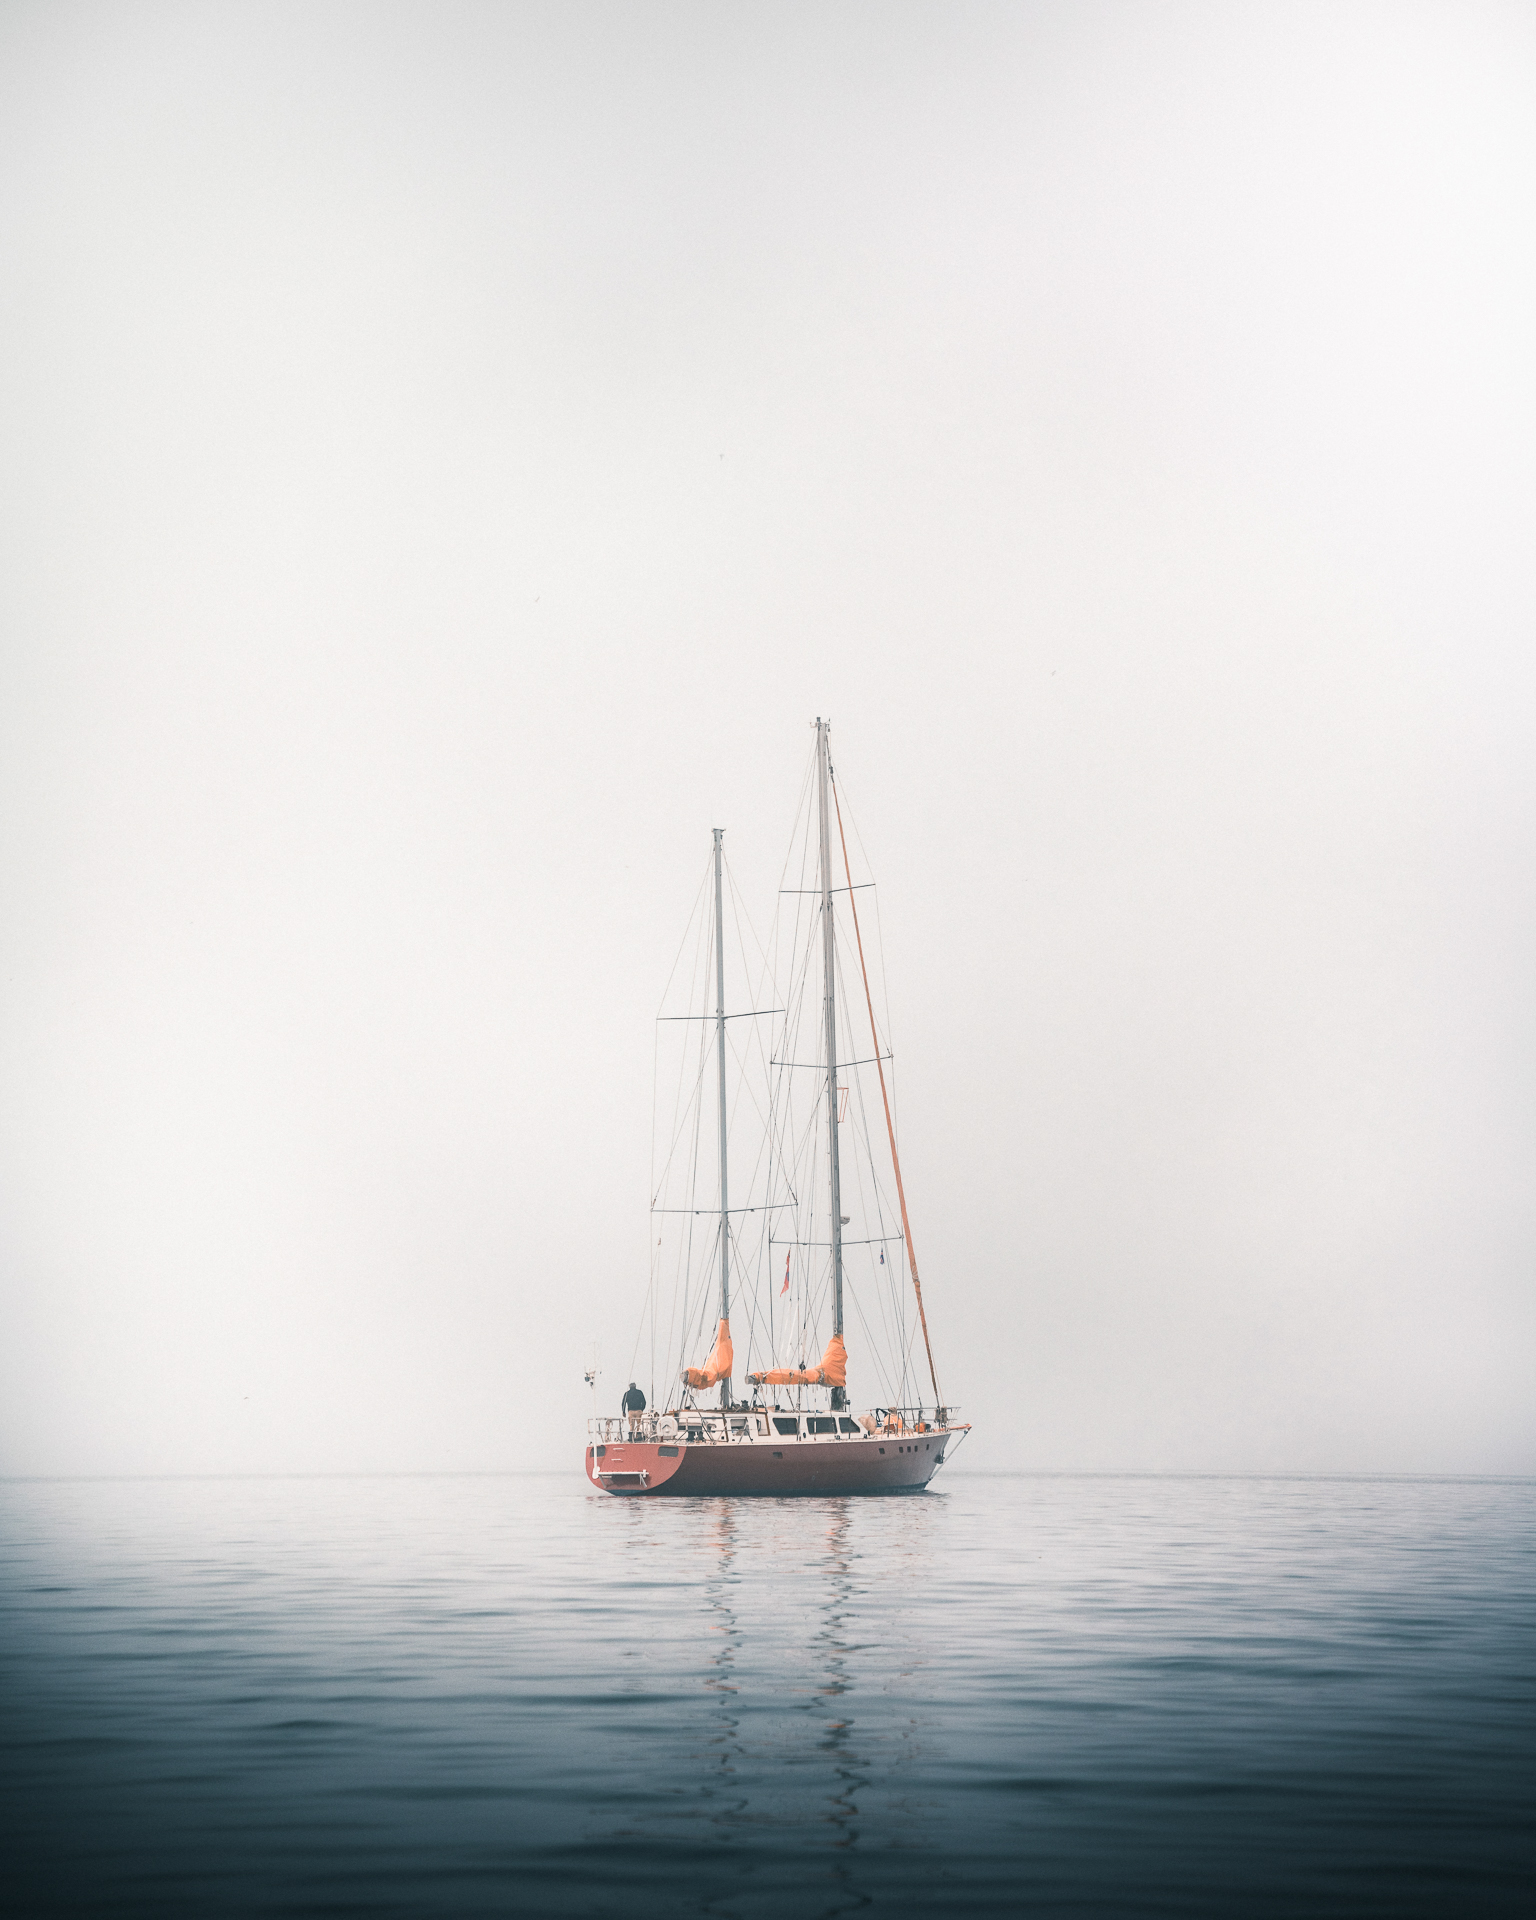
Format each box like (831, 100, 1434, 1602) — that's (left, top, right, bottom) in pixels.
(811, 1501, 861, 1877)
(700, 1503, 743, 1818)
(608, 1488, 949, 1912)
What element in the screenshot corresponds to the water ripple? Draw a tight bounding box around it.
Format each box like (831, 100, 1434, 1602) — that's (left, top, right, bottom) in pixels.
(1, 1473, 1532, 1917)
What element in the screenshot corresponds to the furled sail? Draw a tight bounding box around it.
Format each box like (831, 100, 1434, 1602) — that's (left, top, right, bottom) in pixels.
(682, 1318, 733, 1389)
(747, 1332, 846, 1391)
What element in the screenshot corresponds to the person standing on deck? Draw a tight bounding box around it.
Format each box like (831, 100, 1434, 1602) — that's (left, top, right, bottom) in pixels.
(621, 1382, 646, 1433)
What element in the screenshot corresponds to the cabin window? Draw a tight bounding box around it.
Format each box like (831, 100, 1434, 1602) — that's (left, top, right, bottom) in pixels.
(772, 1418, 800, 1436)
(807, 1417, 836, 1435)
(838, 1418, 861, 1434)
(658, 1445, 679, 1457)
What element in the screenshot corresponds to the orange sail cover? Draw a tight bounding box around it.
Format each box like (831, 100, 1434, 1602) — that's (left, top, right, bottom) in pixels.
(682, 1318, 733, 1389)
(747, 1332, 846, 1390)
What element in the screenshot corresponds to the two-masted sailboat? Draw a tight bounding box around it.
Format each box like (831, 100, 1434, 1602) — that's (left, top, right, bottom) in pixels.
(585, 720, 968, 1495)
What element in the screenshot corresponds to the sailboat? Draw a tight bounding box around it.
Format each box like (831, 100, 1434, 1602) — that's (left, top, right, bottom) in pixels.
(585, 720, 969, 1495)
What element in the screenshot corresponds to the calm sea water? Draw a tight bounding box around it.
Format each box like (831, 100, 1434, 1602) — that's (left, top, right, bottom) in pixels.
(1, 1471, 1532, 1918)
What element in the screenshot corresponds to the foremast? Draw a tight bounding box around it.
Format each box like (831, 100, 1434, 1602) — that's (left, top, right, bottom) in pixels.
(816, 719, 848, 1411)
(678, 829, 737, 1405)
(712, 826, 733, 1408)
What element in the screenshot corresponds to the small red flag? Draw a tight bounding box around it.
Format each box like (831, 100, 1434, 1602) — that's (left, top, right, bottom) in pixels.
(780, 1251, 790, 1295)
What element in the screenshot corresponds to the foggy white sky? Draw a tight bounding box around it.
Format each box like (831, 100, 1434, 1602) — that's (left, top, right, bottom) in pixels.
(1, 2, 1532, 1475)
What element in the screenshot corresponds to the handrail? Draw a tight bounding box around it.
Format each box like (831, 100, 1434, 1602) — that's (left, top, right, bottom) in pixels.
(586, 1404, 960, 1443)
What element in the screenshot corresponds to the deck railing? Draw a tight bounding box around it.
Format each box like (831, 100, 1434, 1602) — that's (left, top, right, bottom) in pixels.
(587, 1404, 959, 1444)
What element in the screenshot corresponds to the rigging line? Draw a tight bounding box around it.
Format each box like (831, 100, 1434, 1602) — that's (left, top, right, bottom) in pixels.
(778, 884, 876, 895)
(726, 859, 781, 1149)
(766, 807, 830, 1374)
(671, 1113, 704, 1351)
(764, 737, 817, 1050)
(717, 1027, 775, 1264)
(724, 847, 774, 981)
(652, 1204, 791, 1215)
(636, 1019, 686, 1394)
(672, 940, 712, 1385)
(656, 914, 701, 1397)
(832, 768, 943, 1410)
(838, 986, 904, 1387)
(772, 1053, 891, 1069)
(653, 858, 714, 1019)
(683, 879, 721, 1382)
(723, 1016, 773, 1138)
(764, 1061, 800, 1208)
(770, 1236, 901, 1247)
(775, 961, 816, 1086)
(847, 1278, 900, 1409)
(649, 1048, 716, 1207)
(647, 1009, 660, 1398)
(652, 894, 723, 1203)
(654, 880, 718, 1203)
(834, 762, 899, 1103)
(656, 1009, 784, 1022)
(726, 864, 775, 1073)
(776, 753, 817, 1000)
(838, 862, 911, 1394)
(832, 939, 894, 1236)
(842, 970, 903, 1241)
(766, 930, 818, 1174)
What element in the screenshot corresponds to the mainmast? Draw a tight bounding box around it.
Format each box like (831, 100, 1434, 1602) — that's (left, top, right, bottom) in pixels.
(712, 827, 733, 1409)
(815, 720, 848, 1410)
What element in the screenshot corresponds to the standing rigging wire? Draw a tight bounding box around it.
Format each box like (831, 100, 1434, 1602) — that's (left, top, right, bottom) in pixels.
(724, 854, 780, 1382)
(831, 766, 942, 1411)
(677, 901, 717, 1394)
(834, 761, 903, 1167)
(830, 945, 912, 1408)
(761, 746, 821, 1385)
(636, 858, 715, 1403)
(762, 845, 858, 1386)
(647, 859, 721, 1408)
(837, 1000, 908, 1403)
(719, 1022, 778, 1385)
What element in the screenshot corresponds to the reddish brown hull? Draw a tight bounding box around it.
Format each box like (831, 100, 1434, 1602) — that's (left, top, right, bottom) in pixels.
(585, 1432, 950, 1496)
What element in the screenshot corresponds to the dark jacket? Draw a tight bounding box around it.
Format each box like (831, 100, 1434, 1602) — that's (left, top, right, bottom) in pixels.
(620, 1385, 646, 1413)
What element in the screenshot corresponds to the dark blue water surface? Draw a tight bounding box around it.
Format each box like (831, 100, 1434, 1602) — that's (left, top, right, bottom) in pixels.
(1, 1471, 1533, 1917)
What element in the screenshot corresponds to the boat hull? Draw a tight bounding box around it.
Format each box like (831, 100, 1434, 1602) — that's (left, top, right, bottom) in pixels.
(585, 1431, 950, 1496)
